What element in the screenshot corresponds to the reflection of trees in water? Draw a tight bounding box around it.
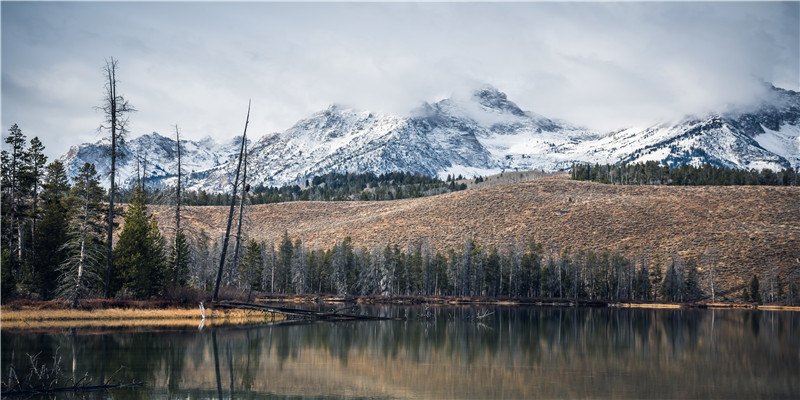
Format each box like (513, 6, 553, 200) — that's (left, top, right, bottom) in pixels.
(2, 307, 798, 398)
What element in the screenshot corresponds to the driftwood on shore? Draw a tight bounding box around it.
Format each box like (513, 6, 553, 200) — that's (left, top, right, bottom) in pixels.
(212, 301, 403, 321)
(3, 382, 142, 397)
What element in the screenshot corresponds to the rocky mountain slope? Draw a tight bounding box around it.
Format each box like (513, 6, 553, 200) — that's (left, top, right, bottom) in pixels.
(61, 84, 800, 192)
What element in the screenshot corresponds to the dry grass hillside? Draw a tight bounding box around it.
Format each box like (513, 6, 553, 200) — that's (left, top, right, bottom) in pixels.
(150, 175, 800, 297)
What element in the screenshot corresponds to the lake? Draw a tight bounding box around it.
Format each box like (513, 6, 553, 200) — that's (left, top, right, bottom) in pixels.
(2, 305, 798, 399)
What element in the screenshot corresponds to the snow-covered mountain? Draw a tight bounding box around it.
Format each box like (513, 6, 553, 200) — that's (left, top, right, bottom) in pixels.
(599, 85, 800, 170)
(61, 132, 247, 189)
(61, 84, 800, 192)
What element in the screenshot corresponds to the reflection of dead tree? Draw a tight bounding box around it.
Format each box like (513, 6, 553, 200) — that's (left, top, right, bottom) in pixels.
(227, 343, 234, 398)
(2, 349, 141, 397)
(212, 330, 223, 400)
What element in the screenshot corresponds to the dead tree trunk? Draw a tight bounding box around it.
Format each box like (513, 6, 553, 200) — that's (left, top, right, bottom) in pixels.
(212, 101, 250, 302)
(101, 58, 134, 299)
(175, 125, 182, 276)
(231, 140, 249, 284)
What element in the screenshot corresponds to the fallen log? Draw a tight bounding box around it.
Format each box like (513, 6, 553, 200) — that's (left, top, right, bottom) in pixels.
(3, 381, 142, 397)
(213, 301, 403, 321)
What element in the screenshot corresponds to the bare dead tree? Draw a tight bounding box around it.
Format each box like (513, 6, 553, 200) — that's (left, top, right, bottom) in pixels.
(230, 139, 249, 283)
(175, 125, 183, 276)
(98, 57, 135, 298)
(213, 100, 250, 302)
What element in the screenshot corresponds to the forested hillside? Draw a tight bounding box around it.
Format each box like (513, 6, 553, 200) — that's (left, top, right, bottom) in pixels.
(149, 176, 800, 303)
(572, 161, 799, 186)
(117, 171, 468, 205)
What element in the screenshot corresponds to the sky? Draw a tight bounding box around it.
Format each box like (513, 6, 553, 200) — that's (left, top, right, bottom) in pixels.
(2, 2, 799, 159)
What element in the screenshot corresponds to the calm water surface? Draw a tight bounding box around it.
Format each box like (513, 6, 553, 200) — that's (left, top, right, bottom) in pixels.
(2, 306, 799, 399)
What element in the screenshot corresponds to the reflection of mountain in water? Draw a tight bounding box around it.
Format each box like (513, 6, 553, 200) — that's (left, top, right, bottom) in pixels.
(2, 306, 798, 399)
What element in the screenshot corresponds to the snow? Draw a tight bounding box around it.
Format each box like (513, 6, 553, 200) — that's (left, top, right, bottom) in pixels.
(61, 85, 800, 193)
(438, 165, 505, 180)
(755, 124, 800, 166)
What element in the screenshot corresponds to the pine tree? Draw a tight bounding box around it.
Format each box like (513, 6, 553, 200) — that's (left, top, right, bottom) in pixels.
(239, 239, 264, 297)
(3, 124, 31, 282)
(58, 163, 106, 307)
(683, 262, 702, 302)
(661, 258, 682, 302)
(291, 239, 307, 294)
(332, 241, 349, 295)
(1, 248, 16, 301)
(31, 161, 70, 299)
(649, 258, 664, 301)
(637, 257, 651, 301)
(277, 231, 293, 293)
(113, 185, 165, 299)
(485, 248, 501, 297)
(25, 137, 48, 242)
(167, 230, 190, 288)
(750, 275, 761, 304)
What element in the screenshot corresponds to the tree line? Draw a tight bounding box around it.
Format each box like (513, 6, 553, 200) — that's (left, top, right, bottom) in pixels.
(117, 171, 467, 206)
(571, 161, 799, 186)
(0, 123, 182, 303)
(190, 233, 800, 306)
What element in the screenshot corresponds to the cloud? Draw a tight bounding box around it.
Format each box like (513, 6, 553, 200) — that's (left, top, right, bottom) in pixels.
(2, 2, 798, 158)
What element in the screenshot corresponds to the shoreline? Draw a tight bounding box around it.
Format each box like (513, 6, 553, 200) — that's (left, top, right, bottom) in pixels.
(258, 294, 800, 311)
(3, 295, 798, 331)
(0, 306, 282, 331)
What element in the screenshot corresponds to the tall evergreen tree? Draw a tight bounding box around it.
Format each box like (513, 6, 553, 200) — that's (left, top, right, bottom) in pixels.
(113, 185, 165, 299)
(649, 258, 664, 301)
(291, 239, 307, 294)
(1, 248, 15, 301)
(276, 231, 293, 294)
(3, 124, 31, 281)
(750, 274, 762, 304)
(167, 125, 190, 289)
(25, 137, 47, 243)
(58, 163, 106, 307)
(683, 262, 702, 302)
(636, 257, 651, 301)
(31, 161, 69, 299)
(661, 257, 682, 302)
(167, 230, 191, 288)
(239, 239, 264, 298)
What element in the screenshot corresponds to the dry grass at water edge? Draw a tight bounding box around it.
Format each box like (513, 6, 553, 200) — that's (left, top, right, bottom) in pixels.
(0, 307, 282, 330)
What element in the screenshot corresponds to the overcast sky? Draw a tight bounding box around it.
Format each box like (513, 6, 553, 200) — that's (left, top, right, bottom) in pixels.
(2, 2, 799, 159)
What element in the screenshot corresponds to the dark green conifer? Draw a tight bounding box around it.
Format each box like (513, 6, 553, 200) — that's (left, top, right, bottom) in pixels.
(31, 161, 70, 299)
(113, 185, 165, 298)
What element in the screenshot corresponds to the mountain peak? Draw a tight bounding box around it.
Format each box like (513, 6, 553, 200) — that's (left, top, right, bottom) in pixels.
(471, 85, 525, 116)
(472, 84, 505, 99)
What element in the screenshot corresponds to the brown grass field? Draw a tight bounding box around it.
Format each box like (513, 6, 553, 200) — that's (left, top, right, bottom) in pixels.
(150, 175, 800, 300)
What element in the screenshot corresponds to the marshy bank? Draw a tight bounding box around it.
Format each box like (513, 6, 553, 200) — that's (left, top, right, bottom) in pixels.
(0, 299, 282, 330)
(4, 293, 798, 332)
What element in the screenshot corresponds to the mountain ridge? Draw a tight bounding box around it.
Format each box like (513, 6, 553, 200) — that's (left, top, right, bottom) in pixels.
(60, 84, 800, 192)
